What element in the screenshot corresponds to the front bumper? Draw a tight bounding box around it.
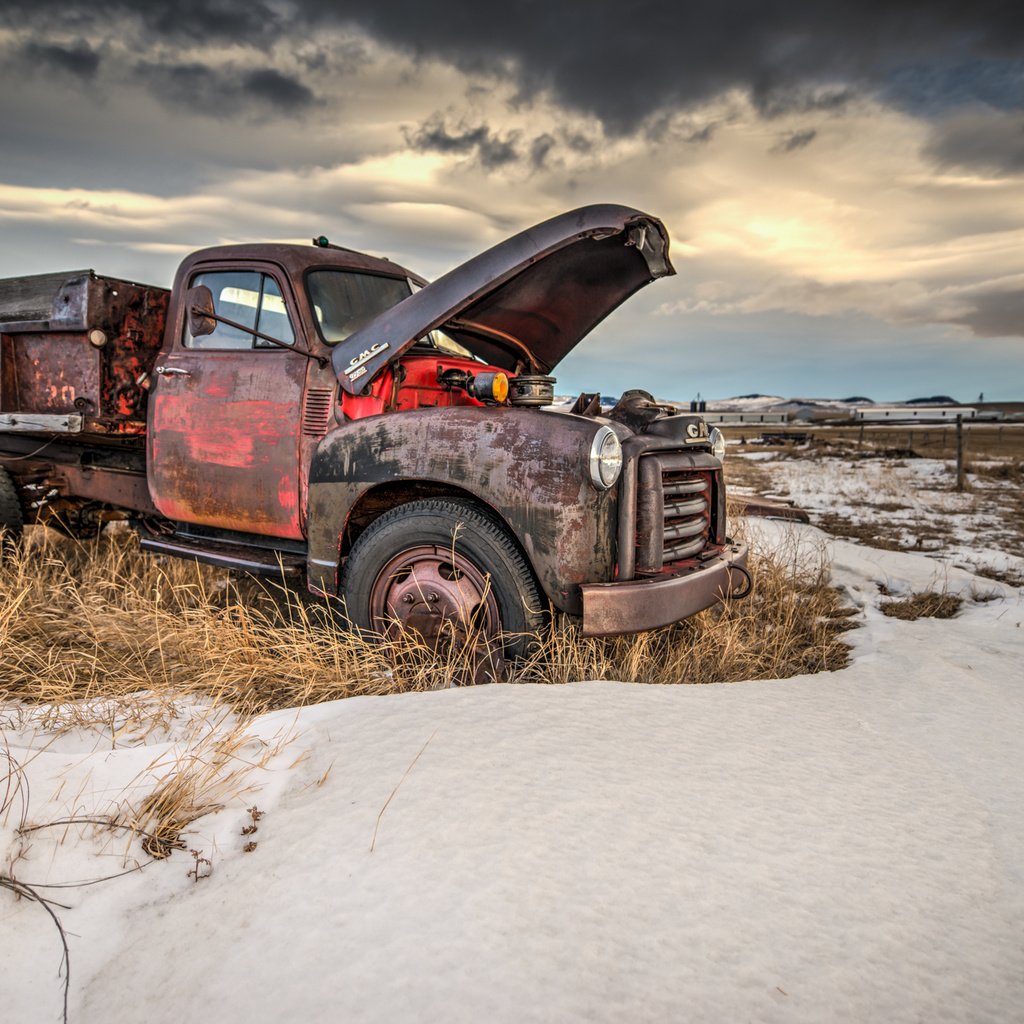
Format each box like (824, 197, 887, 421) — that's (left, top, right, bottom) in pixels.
(579, 541, 749, 637)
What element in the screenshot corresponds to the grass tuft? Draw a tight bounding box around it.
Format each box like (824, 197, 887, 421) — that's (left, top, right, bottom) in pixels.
(879, 591, 963, 620)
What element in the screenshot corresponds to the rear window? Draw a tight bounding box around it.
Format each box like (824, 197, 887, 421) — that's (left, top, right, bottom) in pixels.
(307, 270, 411, 345)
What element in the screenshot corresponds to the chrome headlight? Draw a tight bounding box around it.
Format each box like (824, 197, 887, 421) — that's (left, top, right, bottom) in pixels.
(589, 426, 623, 490)
(709, 426, 726, 460)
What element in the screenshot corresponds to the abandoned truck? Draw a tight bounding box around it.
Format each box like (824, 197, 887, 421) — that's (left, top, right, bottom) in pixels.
(0, 203, 749, 658)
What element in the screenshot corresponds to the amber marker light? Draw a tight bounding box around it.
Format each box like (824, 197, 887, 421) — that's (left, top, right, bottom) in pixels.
(472, 371, 509, 404)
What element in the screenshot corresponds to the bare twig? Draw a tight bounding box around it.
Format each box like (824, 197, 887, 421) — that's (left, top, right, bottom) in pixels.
(370, 729, 438, 852)
(19, 816, 171, 847)
(0, 874, 70, 1024)
(13, 863, 148, 890)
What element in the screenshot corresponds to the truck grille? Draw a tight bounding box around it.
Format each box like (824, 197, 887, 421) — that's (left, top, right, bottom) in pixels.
(661, 471, 711, 561)
(635, 456, 715, 571)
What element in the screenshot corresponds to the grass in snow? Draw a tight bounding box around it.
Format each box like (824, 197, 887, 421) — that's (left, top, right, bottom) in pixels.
(0, 524, 855, 719)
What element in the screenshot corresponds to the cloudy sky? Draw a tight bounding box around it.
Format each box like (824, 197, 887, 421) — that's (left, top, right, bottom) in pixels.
(1, 1, 1022, 402)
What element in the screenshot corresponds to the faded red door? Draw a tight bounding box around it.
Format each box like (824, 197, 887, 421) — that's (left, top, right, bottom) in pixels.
(148, 267, 306, 540)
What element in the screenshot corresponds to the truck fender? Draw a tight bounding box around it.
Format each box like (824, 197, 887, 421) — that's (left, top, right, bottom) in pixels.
(306, 406, 618, 616)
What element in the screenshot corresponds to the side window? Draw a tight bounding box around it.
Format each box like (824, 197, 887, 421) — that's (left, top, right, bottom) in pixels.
(184, 271, 295, 350)
(255, 276, 295, 348)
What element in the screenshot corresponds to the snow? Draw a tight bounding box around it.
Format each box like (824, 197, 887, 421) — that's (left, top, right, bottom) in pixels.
(703, 396, 866, 414)
(3, 520, 1024, 1021)
(739, 451, 1024, 579)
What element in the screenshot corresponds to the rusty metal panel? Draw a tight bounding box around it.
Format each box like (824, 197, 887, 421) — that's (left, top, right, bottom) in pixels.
(0, 272, 169, 436)
(581, 541, 749, 636)
(147, 348, 306, 539)
(332, 204, 675, 393)
(634, 456, 663, 572)
(6, 331, 100, 414)
(616, 440, 725, 581)
(306, 406, 618, 615)
(54, 464, 158, 514)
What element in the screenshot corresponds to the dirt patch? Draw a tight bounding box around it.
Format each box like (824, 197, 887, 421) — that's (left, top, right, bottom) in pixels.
(879, 592, 963, 620)
(974, 564, 1024, 587)
(815, 514, 906, 551)
(723, 456, 774, 492)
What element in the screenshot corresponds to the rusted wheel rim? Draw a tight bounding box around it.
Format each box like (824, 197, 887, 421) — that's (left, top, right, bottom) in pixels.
(368, 544, 502, 650)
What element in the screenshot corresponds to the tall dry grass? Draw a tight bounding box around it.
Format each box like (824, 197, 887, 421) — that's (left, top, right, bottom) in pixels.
(0, 525, 853, 713)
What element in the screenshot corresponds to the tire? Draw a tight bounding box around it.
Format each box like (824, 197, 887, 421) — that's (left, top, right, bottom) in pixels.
(0, 467, 24, 555)
(338, 498, 545, 673)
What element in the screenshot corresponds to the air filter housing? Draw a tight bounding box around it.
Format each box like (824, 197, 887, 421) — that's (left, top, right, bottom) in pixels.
(508, 374, 556, 407)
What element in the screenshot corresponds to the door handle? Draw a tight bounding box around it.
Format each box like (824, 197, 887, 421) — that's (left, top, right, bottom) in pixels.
(154, 365, 191, 377)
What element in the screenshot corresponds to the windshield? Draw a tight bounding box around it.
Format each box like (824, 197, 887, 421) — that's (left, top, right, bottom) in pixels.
(307, 270, 412, 344)
(414, 328, 479, 360)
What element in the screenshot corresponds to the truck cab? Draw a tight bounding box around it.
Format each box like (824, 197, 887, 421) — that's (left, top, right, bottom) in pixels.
(145, 241, 418, 541)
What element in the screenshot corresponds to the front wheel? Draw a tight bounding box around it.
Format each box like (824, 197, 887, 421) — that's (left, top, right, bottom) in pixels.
(338, 498, 545, 680)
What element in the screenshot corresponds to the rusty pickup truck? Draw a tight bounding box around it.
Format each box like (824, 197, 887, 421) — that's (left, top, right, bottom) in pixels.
(0, 204, 749, 662)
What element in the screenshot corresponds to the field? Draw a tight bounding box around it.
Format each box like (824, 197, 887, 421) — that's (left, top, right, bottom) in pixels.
(724, 423, 1024, 579)
(2, 438, 1023, 1023)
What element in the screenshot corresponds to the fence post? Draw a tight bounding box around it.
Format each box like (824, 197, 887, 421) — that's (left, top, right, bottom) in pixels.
(955, 414, 965, 491)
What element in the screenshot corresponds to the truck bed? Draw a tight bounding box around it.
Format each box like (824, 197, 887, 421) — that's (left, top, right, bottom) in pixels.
(0, 269, 169, 440)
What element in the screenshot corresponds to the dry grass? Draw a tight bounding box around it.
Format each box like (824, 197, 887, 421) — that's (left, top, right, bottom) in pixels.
(0, 525, 854, 714)
(124, 714, 287, 859)
(0, 527, 455, 715)
(517, 542, 853, 685)
(964, 458, 1024, 483)
(879, 592, 963, 620)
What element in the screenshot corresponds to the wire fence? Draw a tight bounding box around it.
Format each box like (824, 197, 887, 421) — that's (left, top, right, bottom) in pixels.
(734, 422, 1024, 461)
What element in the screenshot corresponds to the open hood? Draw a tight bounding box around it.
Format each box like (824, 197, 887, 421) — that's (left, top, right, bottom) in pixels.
(332, 204, 674, 394)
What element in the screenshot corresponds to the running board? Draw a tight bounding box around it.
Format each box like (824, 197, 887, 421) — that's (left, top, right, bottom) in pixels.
(139, 534, 306, 578)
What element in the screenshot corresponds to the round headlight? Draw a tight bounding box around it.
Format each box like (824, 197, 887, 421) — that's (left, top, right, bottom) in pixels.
(589, 426, 623, 490)
(710, 426, 726, 459)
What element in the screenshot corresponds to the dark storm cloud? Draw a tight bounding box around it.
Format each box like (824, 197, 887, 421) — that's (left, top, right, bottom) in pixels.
(0, 0, 283, 44)
(948, 286, 1024, 338)
(406, 118, 521, 169)
(132, 61, 316, 115)
(529, 133, 556, 170)
(774, 128, 818, 153)
(300, 0, 1024, 131)
(883, 59, 1024, 116)
(3, 1, 1023, 131)
(924, 109, 1024, 173)
(21, 39, 100, 79)
(241, 69, 315, 111)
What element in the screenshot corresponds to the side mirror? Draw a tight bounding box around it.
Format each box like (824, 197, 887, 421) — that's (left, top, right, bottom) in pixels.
(186, 285, 217, 337)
